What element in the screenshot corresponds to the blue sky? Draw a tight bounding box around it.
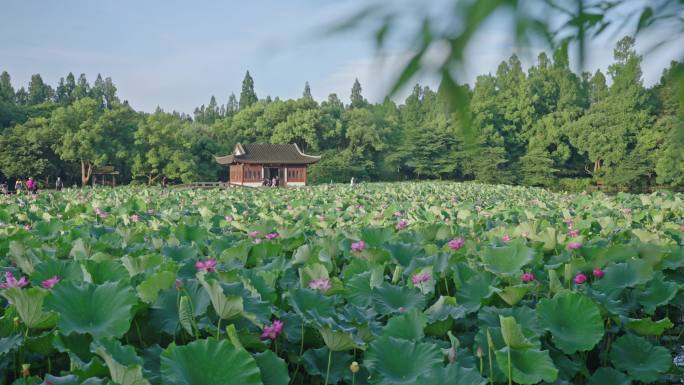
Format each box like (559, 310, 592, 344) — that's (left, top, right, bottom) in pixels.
(2, 0, 682, 113)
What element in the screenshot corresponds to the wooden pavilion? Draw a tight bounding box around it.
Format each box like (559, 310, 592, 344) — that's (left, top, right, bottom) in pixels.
(214, 143, 320, 187)
(92, 166, 119, 187)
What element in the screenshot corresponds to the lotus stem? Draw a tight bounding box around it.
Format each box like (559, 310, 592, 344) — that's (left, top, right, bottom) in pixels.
(216, 318, 222, 339)
(488, 345, 493, 385)
(324, 348, 332, 385)
(289, 323, 305, 385)
(507, 348, 512, 385)
(444, 276, 450, 296)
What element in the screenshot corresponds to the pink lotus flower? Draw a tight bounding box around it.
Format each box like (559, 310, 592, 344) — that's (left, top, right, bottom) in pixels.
(195, 258, 217, 273)
(23, 224, 31, 231)
(248, 231, 260, 238)
(502, 234, 511, 242)
(394, 211, 402, 217)
(567, 242, 582, 250)
(225, 215, 233, 222)
(592, 268, 604, 279)
(41, 276, 60, 289)
(0, 272, 28, 289)
(623, 208, 632, 214)
(679, 225, 684, 231)
(574, 273, 587, 284)
(253, 238, 262, 244)
(308, 278, 331, 292)
(351, 240, 366, 253)
(568, 229, 580, 238)
(130, 214, 140, 223)
(265, 232, 279, 240)
(521, 272, 535, 283)
(175, 278, 183, 289)
(261, 320, 284, 340)
(411, 272, 431, 285)
(448, 237, 465, 250)
(395, 219, 408, 231)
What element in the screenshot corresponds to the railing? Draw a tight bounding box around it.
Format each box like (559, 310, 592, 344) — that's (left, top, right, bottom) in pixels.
(173, 182, 230, 189)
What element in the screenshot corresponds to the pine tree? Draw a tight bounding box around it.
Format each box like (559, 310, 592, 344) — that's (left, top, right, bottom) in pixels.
(0, 71, 15, 102)
(226, 93, 238, 116)
(303, 81, 313, 99)
(239, 71, 258, 109)
(74, 74, 90, 100)
(350, 78, 366, 108)
(28, 74, 53, 104)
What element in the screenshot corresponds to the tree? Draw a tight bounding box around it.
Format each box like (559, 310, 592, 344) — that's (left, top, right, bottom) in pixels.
(133, 111, 198, 183)
(73, 74, 90, 100)
(302, 81, 313, 100)
(226, 93, 238, 116)
(239, 71, 258, 109)
(0, 71, 15, 101)
(51, 97, 133, 186)
(350, 78, 366, 108)
(28, 74, 53, 105)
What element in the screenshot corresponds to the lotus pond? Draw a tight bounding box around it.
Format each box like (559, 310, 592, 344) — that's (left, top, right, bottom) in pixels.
(0, 182, 683, 385)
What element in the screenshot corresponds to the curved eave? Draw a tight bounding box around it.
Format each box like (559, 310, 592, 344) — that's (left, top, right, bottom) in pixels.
(214, 155, 235, 165)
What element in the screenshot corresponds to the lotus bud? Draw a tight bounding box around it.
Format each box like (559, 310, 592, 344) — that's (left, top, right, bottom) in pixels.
(21, 364, 30, 378)
(350, 361, 360, 374)
(447, 347, 457, 363)
(476, 346, 484, 358)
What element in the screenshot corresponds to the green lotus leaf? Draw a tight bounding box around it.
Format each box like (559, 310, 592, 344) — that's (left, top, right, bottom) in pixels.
(91, 338, 151, 385)
(364, 336, 442, 385)
(31, 258, 83, 285)
(34, 220, 63, 240)
(137, 270, 176, 303)
(495, 347, 558, 385)
(42, 374, 109, 385)
(498, 285, 530, 306)
(624, 317, 673, 336)
(45, 281, 138, 339)
(174, 223, 208, 244)
(121, 254, 164, 277)
(150, 281, 210, 335)
(587, 367, 630, 385)
(372, 282, 427, 316)
(537, 291, 604, 354)
(455, 273, 498, 313)
(198, 275, 244, 320)
(344, 272, 373, 307)
(593, 260, 653, 293)
(298, 263, 329, 288)
(83, 260, 130, 284)
(1, 287, 58, 329)
(416, 363, 487, 385)
(161, 338, 262, 385)
(319, 326, 359, 351)
(636, 273, 678, 314)
(423, 295, 466, 323)
(609, 334, 671, 382)
(382, 308, 427, 341)
(287, 288, 337, 326)
(482, 239, 535, 275)
(499, 316, 535, 349)
(254, 350, 289, 385)
(302, 347, 352, 384)
(0, 334, 22, 358)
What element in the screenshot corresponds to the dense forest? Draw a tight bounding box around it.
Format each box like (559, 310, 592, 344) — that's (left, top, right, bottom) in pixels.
(0, 36, 682, 190)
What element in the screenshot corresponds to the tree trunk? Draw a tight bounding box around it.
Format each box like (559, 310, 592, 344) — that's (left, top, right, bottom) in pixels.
(81, 161, 93, 187)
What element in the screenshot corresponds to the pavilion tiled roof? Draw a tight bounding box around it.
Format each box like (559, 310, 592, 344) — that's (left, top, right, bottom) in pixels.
(215, 143, 321, 165)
